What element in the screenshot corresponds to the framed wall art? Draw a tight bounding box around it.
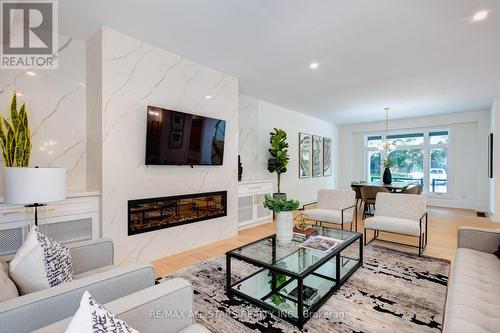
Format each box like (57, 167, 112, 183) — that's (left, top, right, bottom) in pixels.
(323, 137, 332, 176)
(299, 133, 311, 178)
(312, 135, 322, 177)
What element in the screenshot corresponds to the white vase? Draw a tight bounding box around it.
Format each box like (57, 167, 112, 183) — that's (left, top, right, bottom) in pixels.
(275, 211, 293, 243)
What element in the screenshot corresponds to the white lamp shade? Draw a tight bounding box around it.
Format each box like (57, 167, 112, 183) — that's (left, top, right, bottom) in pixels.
(4, 167, 66, 204)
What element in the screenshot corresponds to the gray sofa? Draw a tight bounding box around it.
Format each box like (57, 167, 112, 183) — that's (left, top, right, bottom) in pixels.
(33, 278, 210, 333)
(0, 238, 155, 333)
(443, 227, 500, 333)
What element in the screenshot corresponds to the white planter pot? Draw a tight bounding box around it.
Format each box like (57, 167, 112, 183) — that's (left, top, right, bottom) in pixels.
(275, 211, 293, 243)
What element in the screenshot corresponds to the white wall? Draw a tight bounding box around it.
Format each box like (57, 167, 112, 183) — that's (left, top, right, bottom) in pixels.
(239, 94, 338, 205)
(489, 98, 500, 221)
(337, 110, 490, 210)
(87, 27, 239, 265)
(0, 35, 87, 195)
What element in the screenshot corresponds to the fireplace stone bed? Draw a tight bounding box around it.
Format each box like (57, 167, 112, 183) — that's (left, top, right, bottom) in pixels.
(128, 191, 227, 235)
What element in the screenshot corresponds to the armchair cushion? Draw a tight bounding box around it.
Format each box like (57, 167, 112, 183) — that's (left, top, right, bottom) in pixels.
(375, 192, 426, 221)
(0, 260, 18, 302)
(457, 227, 500, 254)
(304, 208, 353, 224)
(317, 189, 355, 211)
(69, 239, 114, 275)
(73, 265, 115, 280)
(364, 216, 421, 236)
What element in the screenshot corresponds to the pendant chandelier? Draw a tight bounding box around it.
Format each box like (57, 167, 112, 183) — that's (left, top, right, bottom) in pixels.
(376, 107, 395, 151)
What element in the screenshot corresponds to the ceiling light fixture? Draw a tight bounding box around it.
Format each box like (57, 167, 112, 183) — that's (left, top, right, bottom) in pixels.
(309, 62, 319, 69)
(15, 92, 23, 97)
(205, 95, 213, 100)
(472, 10, 489, 22)
(25, 71, 36, 76)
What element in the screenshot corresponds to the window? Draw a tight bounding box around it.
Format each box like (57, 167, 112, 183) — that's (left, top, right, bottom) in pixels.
(368, 151, 381, 180)
(365, 130, 449, 194)
(387, 148, 424, 181)
(429, 131, 448, 193)
(387, 133, 424, 146)
(367, 136, 382, 148)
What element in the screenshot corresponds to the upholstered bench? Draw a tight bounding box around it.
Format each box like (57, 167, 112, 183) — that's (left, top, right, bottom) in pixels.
(364, 192, 427, 255)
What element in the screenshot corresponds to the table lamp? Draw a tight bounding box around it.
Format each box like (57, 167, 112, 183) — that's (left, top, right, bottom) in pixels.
(4, 167, 66, 226)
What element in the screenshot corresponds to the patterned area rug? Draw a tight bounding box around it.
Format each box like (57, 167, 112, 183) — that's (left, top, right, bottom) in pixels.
(157, 245, 449, 333)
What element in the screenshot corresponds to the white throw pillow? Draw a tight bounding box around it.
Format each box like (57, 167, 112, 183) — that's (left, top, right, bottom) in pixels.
(9, 226, 74, 295)
(65, 291, 139, 333)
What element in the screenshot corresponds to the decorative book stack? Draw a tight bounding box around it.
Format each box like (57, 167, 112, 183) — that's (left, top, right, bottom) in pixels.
(293, 225, 317, 242)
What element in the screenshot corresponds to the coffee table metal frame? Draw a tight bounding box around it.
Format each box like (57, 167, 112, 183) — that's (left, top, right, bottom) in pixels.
(225, 229, 363, 329)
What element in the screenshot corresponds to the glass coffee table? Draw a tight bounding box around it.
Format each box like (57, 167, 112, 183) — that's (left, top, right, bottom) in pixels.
(226, 226, 363, 329)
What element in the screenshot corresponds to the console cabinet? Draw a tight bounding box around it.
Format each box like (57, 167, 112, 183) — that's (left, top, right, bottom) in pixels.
(238, 180, 273, 229)
(0, 192, 100, 257)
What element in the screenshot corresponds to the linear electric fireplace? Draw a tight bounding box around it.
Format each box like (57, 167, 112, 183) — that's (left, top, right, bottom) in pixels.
(128, 191, 227, 235)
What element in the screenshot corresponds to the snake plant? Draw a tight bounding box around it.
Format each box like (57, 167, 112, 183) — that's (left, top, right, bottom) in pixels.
(0, 93, 31, 167)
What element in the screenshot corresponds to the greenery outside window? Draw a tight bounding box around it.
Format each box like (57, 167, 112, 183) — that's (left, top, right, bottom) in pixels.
(366, 130, 449, 194)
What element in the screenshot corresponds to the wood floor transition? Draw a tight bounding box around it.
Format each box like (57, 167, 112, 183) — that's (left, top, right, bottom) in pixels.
(152, 206, 498, 277)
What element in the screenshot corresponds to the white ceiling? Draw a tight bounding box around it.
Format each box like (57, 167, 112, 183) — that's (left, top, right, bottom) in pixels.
(59, 0, 500, 124)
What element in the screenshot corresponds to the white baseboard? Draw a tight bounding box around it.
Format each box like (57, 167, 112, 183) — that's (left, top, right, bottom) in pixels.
(488, 211, 500, 222)
(426, 198, 477, 210)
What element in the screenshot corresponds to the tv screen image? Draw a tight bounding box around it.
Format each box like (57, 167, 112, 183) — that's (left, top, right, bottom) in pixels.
(146, 106, 226, 165)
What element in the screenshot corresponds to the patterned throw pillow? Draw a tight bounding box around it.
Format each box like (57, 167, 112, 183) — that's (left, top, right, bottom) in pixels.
(9, 226, 74, 295)
(65, 291, 139, 333)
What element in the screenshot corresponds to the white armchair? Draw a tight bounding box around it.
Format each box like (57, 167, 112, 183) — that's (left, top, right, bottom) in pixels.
(364, 192, 428, 255)
(303, 189, 357, 231)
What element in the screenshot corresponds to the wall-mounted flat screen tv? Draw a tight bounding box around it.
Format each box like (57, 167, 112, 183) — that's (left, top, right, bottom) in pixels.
(145, 106, 226, 165)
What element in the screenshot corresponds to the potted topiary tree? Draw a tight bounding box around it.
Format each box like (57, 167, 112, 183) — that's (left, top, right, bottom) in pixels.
(263, 195, 299, 243)
(267, 128, 289, 199)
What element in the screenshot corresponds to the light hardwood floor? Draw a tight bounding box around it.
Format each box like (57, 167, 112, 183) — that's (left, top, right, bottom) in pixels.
(152, 206, 497, 277)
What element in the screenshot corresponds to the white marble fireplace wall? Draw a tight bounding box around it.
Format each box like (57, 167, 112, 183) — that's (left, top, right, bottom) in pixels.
(91, 28, 239, 265)
(0, 35, 87, 195)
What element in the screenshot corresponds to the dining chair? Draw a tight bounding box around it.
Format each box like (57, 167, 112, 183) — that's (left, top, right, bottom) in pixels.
(351, 183, 363, 208)
(401, 185, 419, 194)
(360, 186, 390, 219)
(303, 189, 357, 231)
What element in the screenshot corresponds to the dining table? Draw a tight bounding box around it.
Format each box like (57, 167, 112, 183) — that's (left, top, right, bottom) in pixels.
(351, 180, 416, 192)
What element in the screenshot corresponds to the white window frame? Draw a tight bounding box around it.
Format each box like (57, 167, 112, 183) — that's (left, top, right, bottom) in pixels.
(364, 128, 451, 197)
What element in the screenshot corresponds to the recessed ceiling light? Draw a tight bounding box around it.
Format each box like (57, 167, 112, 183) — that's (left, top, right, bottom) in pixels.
(472, 10, 489, 22)
(25, 71, 36, 76)
(205, 95, 213, 100)
(309, 62, 320, 69)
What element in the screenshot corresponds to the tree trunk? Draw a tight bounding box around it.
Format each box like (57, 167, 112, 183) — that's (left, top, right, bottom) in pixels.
(277, 173, 281, 193)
